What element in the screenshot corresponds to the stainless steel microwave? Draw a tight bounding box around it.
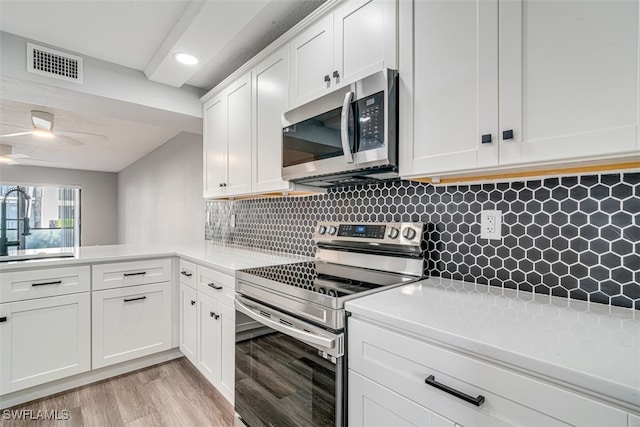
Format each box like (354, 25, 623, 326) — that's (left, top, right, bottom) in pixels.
(282, 69, 398, 188)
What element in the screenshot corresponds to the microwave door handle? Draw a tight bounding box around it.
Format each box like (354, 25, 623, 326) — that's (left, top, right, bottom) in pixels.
(235, 297, 335, 350)
(341, 91, 355, 164)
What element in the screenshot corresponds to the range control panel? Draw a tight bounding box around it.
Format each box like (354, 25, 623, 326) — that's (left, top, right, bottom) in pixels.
(338, 224, 386, 239)
(314, 222, 423, 246)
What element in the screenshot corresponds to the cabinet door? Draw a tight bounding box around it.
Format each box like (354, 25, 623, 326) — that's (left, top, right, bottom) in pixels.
(197, 292, 221, 386)
(253, 46, 293, 193)
(226, 73, 253, 196)
(499, 0, 640, 165)
(399, 0, 499, 177)
(349, 370, 455, 427)
(92, 282, 172, 369)
(0, 293, 90, 394)
(218, 301, 235, 404)
(290, 13, 335, 107)
(179, 283, 197, 365)
(334, 0, 396, 86)
(203, 93, 228, 198)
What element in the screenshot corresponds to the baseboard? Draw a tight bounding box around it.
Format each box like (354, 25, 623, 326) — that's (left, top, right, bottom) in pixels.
(0, 348, 183, 409)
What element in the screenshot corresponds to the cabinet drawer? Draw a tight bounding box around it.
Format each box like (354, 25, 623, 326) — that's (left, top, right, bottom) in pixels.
(196, 265, 234, 308)
(0, 266, 90, 303)
(349, 317, 627, 427)
(179, 259, 197, 289)
(92, 258, 172, 290)
(92, 282, 172, 369)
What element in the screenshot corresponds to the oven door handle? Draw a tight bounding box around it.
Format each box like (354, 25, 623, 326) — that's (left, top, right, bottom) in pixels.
(340, 91, 355, 164)
(235, 297, 336, 350)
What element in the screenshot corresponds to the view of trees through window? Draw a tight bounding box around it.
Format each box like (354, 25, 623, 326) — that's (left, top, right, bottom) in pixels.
(0, 184, 80, 255)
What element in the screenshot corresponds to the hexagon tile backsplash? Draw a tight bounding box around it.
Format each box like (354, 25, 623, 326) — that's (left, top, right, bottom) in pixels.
(205, 172, 640, 309)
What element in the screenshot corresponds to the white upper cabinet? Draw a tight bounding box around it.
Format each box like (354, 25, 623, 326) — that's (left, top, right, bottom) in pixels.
(399, 0, 499, 177)
(203, 94, 228, 198)
(290, 13, 335, 107)
(253, 46, 293, 193)
(499, 0, 639, 165)
(203, 72, 252, 198)
(290, 0, 397, 107)
(401, 0, 640, 179)
(334, 0, 397, 86)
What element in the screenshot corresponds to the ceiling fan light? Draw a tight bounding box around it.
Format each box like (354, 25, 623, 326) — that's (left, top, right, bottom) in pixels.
(31, 110, 54, 131)
(0, 156, 17, 165)
(174, 52, 198, 65)
(32, 129, 54, 138)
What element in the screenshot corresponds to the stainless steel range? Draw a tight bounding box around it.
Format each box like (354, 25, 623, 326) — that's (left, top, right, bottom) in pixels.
(234, 222, 424, 427)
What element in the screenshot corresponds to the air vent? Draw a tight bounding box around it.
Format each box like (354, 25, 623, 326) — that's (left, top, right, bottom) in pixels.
(26, 43, 83, 84)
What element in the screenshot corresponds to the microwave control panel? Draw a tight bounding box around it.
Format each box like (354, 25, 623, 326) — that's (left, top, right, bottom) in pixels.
(356, 91, 385, 151)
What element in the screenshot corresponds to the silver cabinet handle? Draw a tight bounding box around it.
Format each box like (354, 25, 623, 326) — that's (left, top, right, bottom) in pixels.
(340, 91, 355, 164)
(235, 297, 335, 350)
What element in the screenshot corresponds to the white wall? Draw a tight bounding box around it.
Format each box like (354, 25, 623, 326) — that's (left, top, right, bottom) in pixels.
(0, 165, 118, 246)
(117, 132, 204, 245)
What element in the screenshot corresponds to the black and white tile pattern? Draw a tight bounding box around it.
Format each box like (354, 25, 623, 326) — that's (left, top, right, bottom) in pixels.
(205, 172, 640, 309)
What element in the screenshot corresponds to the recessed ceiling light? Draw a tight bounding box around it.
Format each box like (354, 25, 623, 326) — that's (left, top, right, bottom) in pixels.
(174, 53, 198, 65)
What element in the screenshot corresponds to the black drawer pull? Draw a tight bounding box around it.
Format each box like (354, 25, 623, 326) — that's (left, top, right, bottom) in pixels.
(32, 280, 62, 287)
(210, 312, 220, 320)
(332, 70, 340, 78)
(425, 375, 485, 407)
(502, 129, 514, 140)
(190, 300, 196, 306)
(0, 317, 7, 323)
(123, 272, 146, 277)
(481, 134, 492, 144)
(124, 296, 147, 303)
(324, 74, 330, 83)
(208, 283, 223, 290)
(181, 271, 193, 277)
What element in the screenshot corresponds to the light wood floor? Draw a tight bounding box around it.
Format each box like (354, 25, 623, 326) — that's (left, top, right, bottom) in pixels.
(0, 358, 234, 427)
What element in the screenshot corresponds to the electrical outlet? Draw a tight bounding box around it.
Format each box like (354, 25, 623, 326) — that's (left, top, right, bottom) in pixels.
(480, 209, 502, 240)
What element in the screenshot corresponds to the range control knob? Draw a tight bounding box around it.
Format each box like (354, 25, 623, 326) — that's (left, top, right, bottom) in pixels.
(328, 226, 337, 235)
(388, 227, 400, 239)
(403, 227, 417, 240)
(318, 225, 327, 235)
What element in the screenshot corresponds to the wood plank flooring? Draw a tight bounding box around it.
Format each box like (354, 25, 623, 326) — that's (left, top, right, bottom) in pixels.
(0, 358, 234, 427)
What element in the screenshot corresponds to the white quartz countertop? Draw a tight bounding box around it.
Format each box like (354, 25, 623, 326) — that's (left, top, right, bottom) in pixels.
(345, 277, 640, 410)
(0, 242, 311, 276)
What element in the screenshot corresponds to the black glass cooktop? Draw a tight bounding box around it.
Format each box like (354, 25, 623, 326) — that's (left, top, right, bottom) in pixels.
(240, 261, 412, 298)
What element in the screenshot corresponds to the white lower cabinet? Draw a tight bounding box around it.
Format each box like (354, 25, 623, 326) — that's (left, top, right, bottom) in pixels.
(196, 290, 235, 404)
(179, 282, 197, 365)
(350, 370, 455, 427)
(348, 317, 628, 427)
(0, 292, 91, 394)
(92, 282, 172, 369)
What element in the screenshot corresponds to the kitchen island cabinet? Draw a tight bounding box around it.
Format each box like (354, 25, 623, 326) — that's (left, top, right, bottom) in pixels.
(346, 277, 639, 426)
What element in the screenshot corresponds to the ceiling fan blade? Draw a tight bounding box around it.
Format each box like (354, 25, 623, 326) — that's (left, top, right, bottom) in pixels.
(0, 132, 32, 138)
(56, 134, 85, 147)
(7, 154, 30, 159)
(56, 129, 108, 141)
(0, 123, 29, 130)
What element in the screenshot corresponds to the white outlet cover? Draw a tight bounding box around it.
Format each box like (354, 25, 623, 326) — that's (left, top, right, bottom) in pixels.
(480, 209, 502, 240)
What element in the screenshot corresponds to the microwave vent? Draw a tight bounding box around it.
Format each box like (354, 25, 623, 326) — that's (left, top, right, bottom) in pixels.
(26, 43, 83, 84)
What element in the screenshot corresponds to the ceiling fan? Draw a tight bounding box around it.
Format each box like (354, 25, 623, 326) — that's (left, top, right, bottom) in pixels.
(0, 144, 50, 165)
(0, 110, 108, 147)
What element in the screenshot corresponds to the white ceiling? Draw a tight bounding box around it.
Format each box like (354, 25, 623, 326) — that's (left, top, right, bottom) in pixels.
(0, 99, 182, 171)
(0, 0, 325, 172)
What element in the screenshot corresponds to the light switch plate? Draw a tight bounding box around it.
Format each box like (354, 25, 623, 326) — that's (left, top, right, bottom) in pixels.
(480, 209, 502, 240)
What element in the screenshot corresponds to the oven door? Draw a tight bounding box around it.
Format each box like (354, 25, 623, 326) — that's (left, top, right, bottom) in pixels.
(234, 295, 345, 427)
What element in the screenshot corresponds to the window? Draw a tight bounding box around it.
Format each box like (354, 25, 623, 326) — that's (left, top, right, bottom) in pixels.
(0, 184, 80, 256)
